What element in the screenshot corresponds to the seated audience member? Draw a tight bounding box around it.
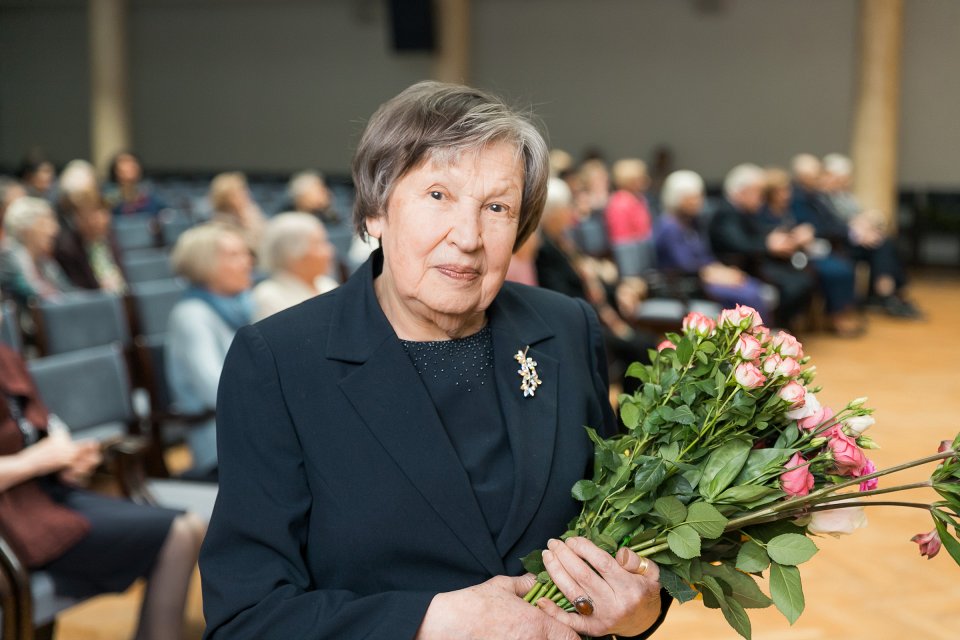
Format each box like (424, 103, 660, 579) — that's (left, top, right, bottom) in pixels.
(537, 177, 655, 380)
(569, 158, 612, 257)
(0, 176, 27, 227)
(104, 151, 168, 217)
(167, 224, 253, 479)
(505, 230, 540, 287)
(252, 213, 337, 321)
(809, 153, 921, 318)
(0, 323, 205, 639)
(0, 197, 74, 305)
(606, 158, 655, 276)
(54, 190, 127, 294)
(56, 159, 99, 203)
(286, 170, 341, 226)
(17, 152, 57, 202)
(709, 164, 817, 332)
(208, 172, 266, 252)
(655, 170, 770, 318)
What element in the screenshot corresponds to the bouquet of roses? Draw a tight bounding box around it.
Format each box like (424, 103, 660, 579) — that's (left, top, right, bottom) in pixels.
(522, 305, 960, 639)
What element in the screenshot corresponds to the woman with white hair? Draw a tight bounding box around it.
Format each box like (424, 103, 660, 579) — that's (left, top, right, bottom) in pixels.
(166, 224, 253, 480)
(252, 212, 337, 321)
(0, 196, 74, 305)
(654, 170, 769, 318)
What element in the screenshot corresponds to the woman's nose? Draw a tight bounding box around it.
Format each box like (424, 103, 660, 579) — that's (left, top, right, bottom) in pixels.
(447, 204, 483, 252)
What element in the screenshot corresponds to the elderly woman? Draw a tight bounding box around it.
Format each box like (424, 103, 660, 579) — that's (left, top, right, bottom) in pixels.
(654, 170, 770, 319)
(605, 158, 654, 276)
(208, 172, 266, 251)
(201, 82, 667, 640)
(166, 224, 253, 480)
(0, 313, 205, 640)
(104, 151, 168, 218)
(251, 212, 338, 321)
(0, 196, 74, 305)
(54, 190, 127, 294)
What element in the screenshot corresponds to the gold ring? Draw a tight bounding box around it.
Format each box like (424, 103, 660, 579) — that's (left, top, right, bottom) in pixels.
(637, 557, 649, 575)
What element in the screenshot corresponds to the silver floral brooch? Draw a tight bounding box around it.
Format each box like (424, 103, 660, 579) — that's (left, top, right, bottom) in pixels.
(514, 346, 542, 398)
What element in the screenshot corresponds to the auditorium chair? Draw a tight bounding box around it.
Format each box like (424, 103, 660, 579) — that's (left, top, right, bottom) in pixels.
(28, 291, 130, 357)
(122, 249, 174, 284)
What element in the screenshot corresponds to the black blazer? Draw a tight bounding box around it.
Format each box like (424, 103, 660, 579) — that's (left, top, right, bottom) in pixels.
(201, 251, 665, 639)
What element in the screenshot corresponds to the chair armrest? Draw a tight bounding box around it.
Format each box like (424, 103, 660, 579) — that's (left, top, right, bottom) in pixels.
(0, 530, 34, 640)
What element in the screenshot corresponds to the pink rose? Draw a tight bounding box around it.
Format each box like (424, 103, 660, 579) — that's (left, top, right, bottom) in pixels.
(787, 392, 821, 420)
(752, 325, 772, 344)
(762, 353, 782, 375)
(734, 334, 765, 361)
(734, 362, 766, 389)
(807, 505, 868, 536)
(911, 530, 942, 559)
(682, 311, 716, 337)
(776, 357, 802, 378)
(719, 304, 762, 330)
(772, 332, 804, 359)
(827, 428, 867, 475)
(854, 458, 878, 492)
(656, 340, 676, 352)
(798, 405, 835, 431)
(780, 453, 815, 496)
(778, 381, 806, 408)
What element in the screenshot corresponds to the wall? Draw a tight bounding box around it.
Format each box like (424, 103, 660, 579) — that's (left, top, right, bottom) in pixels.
(0, 0, 957, 186)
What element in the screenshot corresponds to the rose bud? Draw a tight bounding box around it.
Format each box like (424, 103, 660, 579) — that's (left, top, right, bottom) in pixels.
(719, 304, 762, 330)
(778, 381, 807, 408)
(845, 415, 875, 435)
(787, 391, 820, 420)
(854, 458, 878, 492)
(735, 334, 765, 361)
(776, 357, 802, 378)
(762, 353, 782, 375)
(734, 362, 766, 389)
(827, 429, 868, 475)
(807, 505, 868, 536)
(772, 332, 804, 359)
(780, 453, 815, 496)
(753, 325, 772, 344)
(657, 340, 676, 352)
(910, 530, 942, 559)
(798, 406, 835, 431)
(682, 311, 716, 337)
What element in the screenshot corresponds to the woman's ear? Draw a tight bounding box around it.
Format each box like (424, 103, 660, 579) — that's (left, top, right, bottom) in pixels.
(365, 215, 383, 240)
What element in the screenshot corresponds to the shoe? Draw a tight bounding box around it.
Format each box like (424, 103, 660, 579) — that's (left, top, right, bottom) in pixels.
(880, 295, 924, 319)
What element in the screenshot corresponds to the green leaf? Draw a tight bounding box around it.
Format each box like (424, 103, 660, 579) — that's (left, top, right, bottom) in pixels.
(736, 540, 770, 573)
(766, 534, 819, 566)
(733, 448, 797, 485)
(672, 405, 697, 425)
(700, 340, 717, 354)
(685, 502, 728, 539)
(769, 562, 805, 625)
(667, 524, 702, 559)
(571, 479, 599, 501)
(716, 485, 781, 505)
(719, 595, 753, 640)
(934, 517, 960, 566)
(746, 520, 806, 543)
(654, 496, 688, 525)
(634, 459, 668, 495)
(659, 567, 699, 603)
(699, 575, 726, 609)
(704, 563, 773, 609)
(699, 438, 753, 500)
(662, 473, 695, 501)
(620, 402, 641, 429)
(625, 362, 649, 381)
(595, 533, 618, 553)
(698, 379, 719, 397)
(659, 441, 681, 463)
(677, 336, 694, 363)
(681, 386, 697, 407)
(520, 548, 545, 575)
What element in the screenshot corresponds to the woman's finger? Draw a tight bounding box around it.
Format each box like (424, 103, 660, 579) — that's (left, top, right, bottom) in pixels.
(544, 538, 614, 602)
(536, 595, 600, 637)
(616, 547, 651, 576)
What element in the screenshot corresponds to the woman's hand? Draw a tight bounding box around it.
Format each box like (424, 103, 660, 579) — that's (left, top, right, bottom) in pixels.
(538, 537, 662, 638)
(21, 429, 82, 476)
(58, 440, 102, 486)
(416, 575, 581, 640)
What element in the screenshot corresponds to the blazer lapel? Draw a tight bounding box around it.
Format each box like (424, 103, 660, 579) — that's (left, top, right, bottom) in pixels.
(328, 253, 505, 577)
(488, 286, 559, 555)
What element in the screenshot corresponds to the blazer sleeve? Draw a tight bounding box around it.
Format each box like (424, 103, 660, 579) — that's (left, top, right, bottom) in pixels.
(200, 326, 436, 640)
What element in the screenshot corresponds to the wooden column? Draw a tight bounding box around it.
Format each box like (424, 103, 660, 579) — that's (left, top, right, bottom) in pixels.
(89, 0, 132, 175)
(850, 0, 904, 230)
(432, 0, 470, 84)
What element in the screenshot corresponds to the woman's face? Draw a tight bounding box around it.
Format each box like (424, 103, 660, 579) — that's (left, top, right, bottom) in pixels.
(114, 154, 142, 184)
(366, 142, 523, 335)
(208, 233, 253, 295)
(24, 214, 59, 257)
(676, 192, 704, 219)
(292, 224, 334, 280)
(74, 203, 111, 242)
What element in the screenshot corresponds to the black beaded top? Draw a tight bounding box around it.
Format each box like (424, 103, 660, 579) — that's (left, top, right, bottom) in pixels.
(400, 326, 514, 543)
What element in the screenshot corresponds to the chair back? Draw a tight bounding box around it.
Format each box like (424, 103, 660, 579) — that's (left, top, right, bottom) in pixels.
(135, 334, 173, 414)
(123, 249, 173, 284)
(112, 215, 157, 251)
(325, 225, 355, 262)
(159, 215, 194, 247)
(31, 290, 130, 356)
(0, 300, 21, 353)
(613, 238, 656, 277)
(130, 279, 186, 338)
(572, 214, 611, 258)
(27, 343, 135, 443)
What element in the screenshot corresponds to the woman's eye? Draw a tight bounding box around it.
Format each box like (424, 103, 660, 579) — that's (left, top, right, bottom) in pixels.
(488, 203, 508, 214)
(430, 191, 443, 200)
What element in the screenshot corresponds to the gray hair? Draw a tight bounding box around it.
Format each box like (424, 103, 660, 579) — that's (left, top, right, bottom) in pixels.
(542, 177, 573, 220)
(351, 80, 550, 250)
(287, 170, 325, 203)
(259, 212, 326, 273)
(3, 196, 54, 242)
(723, 163, 765, 200)
(823, 153, 852, 177)
(170, 223, 244, 286)
(661, 170, 705, 214)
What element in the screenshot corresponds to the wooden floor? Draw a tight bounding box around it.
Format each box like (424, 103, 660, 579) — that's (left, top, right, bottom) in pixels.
(57, 274, 960, 639)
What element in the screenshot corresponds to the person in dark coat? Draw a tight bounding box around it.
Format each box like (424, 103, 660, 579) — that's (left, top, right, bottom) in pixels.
(54, 190, 127, 293)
